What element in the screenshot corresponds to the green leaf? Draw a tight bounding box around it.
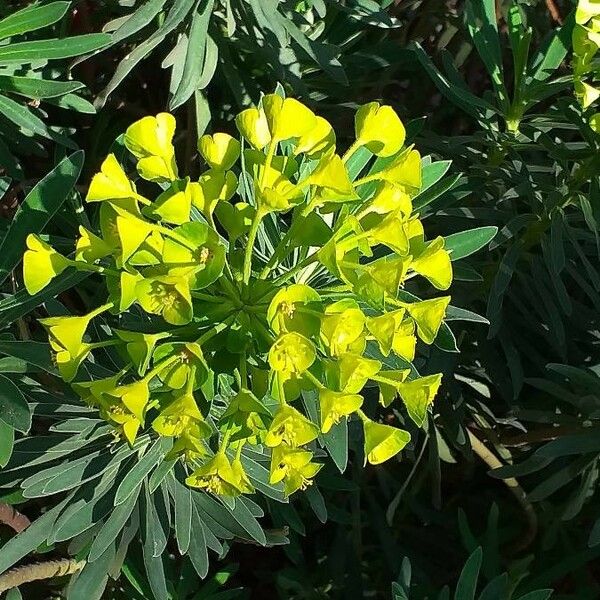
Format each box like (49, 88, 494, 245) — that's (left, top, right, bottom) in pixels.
(420, 160, 452, 193)
(45, 93, 96, 114)
(5, 588, 22, 600)
(67, 542, 114, 600)
(111, 0, 168, 45)
(188, 504, 209, 578)
(0, 76, 85, 99)
(453, 547, 482, 600)
(536, 431, 600, 459)
(445, 305, 489, 324)
(589, 518, 600, 547)
(0, 1, 69, 40)
(169, 0, 215, 110)
(413, 173, 462, 212)
(0, 341, 56, 374)
(530, 12, 574, 83)
(465, 0, 507, 110)
(516, 592, 553, 600)
(0, 496, 69, 574)
(0, 34, 111, 64)
(411, 42, 494, 120)
(0, 272, 89, 330)
(0, 150, 83, 287)
(114, 439, 166, 505)
(0, 374, 30, 433)
(95, 0, 196, 108)
(52, 476, 119, 542)
(444, 226, 498, 261)
(0, 95, 75, 147)
(88, 483, 141, 562)
(170, 474, 192, 554)
(0, 419, 14, 467)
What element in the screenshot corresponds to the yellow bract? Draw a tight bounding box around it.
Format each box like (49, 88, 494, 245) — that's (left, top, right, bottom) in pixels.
(198, 132, 241, 171)
(86, 154, 143, 205)
(23, 234, 72, 295)
(363, 418, 411, 465)
(573, 3, 600, 122)
(235, 106, 271, 149)
(355, 101, 406, 157)
(294, 116, 335, 157)
(262, 94, 317, 141)
(124, 112, 178, 181)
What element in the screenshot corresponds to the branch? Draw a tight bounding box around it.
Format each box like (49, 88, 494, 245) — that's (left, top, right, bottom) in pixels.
(0, 559, 85, 594)
(467, 428, 538, 553)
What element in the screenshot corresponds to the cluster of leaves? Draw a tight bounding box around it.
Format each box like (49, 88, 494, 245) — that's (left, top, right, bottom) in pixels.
(573, 0, 600, 128)
(92, 0, 398, 110)
(0, 1, 109, 177)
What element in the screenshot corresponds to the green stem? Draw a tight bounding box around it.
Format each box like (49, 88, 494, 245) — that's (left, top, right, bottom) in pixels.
(143, 354, 180, 382)
(302, 369, 325, 390)
(135, 193, 152, 207)
(190, 291, 228, 303)
(353, 173, 379, 187)
(219, 429, 233, 453)
(273, 254, 318, 285)
(152, 224, 196, 252)
(259, 198, 319, 279)
(260, 140, 277, 189)
(243, 208, 265, 284)
(239, 351, 247, 388)
(356, 408, 369, 422)
(342, 139, 363, 164)
(196, 314, 237, 346)
(77, 262, 121, 278)
(89, 339, 120, 350)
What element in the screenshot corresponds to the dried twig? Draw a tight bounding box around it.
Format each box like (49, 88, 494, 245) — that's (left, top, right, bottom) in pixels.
(467, 428, 538, 553)
(0, 504, 30, 533)
(545, 0, 563, 23)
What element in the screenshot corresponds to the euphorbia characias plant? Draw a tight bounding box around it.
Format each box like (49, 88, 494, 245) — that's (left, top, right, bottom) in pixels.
(22, 92, 453, 498)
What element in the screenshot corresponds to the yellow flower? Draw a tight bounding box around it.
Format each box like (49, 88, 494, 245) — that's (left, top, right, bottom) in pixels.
(269, 444, 322, 496)
(152, 390, 205, 437)
(136, 275, 193, 325)
(268, 332, 316, 379)
(186, 452, 246, 496)
(265, 405, 319, 448)
(319, 388, 363, 433)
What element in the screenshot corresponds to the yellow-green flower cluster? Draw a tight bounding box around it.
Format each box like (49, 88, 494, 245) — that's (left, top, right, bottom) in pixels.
(22, 94, 453, 498)
(574, 0, 600, 130)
